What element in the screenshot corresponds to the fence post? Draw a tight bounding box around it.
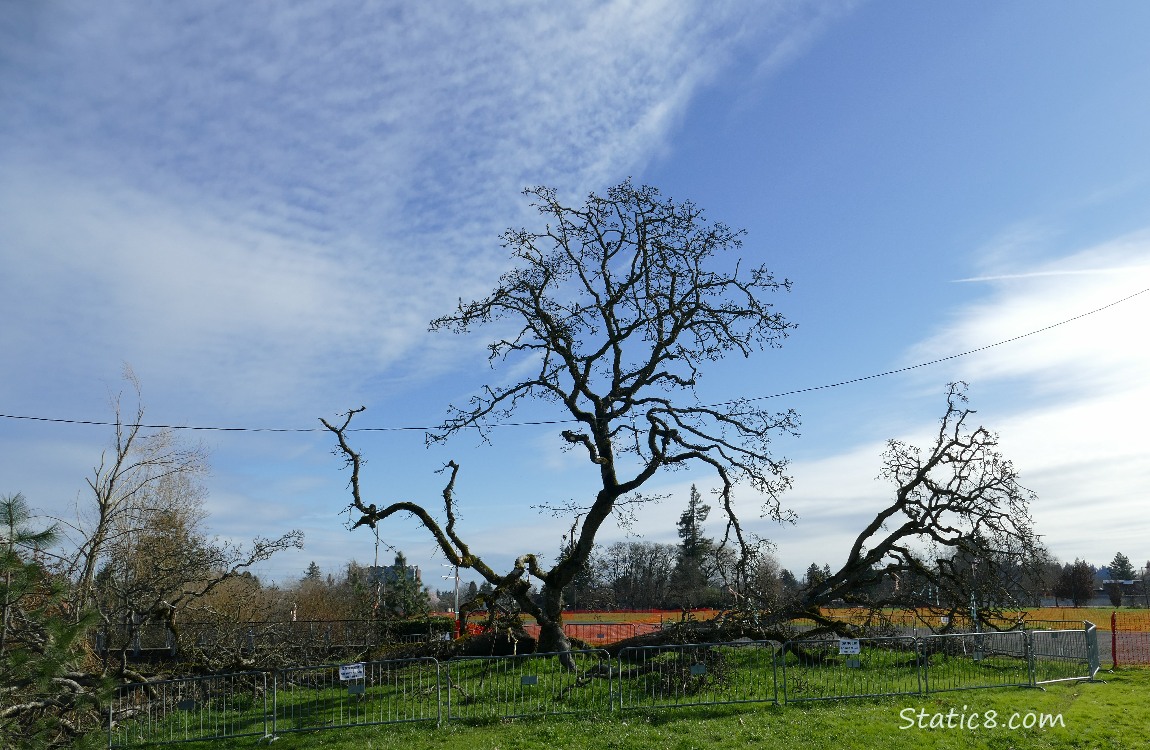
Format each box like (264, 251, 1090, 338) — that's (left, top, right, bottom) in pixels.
(1026, 629, 1036, 687)
(915, 638, 924, 696)
(1111, 611, 1118, 669)
(918, 637, 928, 695)
(270, 669, 279, 739)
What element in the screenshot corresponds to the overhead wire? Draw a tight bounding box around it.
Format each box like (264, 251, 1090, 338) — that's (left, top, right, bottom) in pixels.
(1, 286, 1146, 435)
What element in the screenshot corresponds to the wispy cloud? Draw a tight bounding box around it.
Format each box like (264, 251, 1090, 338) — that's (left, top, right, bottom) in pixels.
(1, 1, 851, 579)
(954, 267, 1150, 283)
(908, 230, 1150, 395)
(825, 231, 1150, 567)
(0, 0, 837, 421)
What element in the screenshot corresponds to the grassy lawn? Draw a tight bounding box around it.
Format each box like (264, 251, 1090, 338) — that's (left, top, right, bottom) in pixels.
(150, 667, 1148, 750)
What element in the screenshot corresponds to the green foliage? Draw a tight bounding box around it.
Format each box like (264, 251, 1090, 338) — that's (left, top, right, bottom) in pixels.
(1, 494, 105, 749)
(379, 615, 454, 639)
(1107, 552, 1136, 581)
(378, 552, 430, 618)
(1053, 559, 1096, 607)
(675, 485, 712, 560)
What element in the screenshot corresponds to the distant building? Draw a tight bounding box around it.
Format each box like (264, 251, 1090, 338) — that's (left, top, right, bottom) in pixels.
(365, 563, 421, 586)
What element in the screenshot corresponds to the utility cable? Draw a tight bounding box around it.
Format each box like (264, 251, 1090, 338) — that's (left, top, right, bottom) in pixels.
(1, 286, 1145, 434)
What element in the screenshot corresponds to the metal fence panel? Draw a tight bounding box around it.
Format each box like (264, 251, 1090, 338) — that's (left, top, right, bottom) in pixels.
(616, 640, 778, 711)
(272, 657, 440, 736)
(445, 650, 612, 720)
(781, 636, 921, 703)
(1031, 627, 1097, 684)
(106, 621, 1103, 744)
(108, 672, 267, 748)
(921, 631, 1030, 694)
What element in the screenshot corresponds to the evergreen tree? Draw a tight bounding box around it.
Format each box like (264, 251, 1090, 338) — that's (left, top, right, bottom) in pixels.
(671, 485, 716, 607)
(2, 494, 104, 748)
(1104, 552, 1135, 606)
(676, 485, 712, 558)
(779, 569, 800, 592)
(803, 562, 828, 589)
(1107, 552, 1136, 580)
(379, 552, 429, 618)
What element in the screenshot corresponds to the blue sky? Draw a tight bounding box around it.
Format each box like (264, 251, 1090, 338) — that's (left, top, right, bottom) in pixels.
(2, 1, 1148, 587)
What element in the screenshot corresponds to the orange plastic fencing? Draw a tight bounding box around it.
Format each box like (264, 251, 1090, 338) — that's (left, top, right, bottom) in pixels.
(456, 607, 1150, 659)
(520, 621, 667, 646)
(1112, 611, 1150, 667)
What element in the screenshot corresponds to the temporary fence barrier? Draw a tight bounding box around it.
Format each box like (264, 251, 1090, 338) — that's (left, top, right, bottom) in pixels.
(272, 657, 440, 736)
(920, 631, 1031, 694)
(108, 672, 267, 748)
(616, 640, 778, 710)
(107, 623, 1100, 747)
(781, 636, 921, 702)
(444, 649, 612, 721)
(1031, 625, 1099, 684)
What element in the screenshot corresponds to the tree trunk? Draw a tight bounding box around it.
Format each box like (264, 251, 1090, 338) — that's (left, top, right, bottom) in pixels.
(534, 584, 575, 670)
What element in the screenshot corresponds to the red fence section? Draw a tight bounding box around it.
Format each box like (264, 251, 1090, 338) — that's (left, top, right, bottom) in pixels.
(1112, 611, 1150, 667)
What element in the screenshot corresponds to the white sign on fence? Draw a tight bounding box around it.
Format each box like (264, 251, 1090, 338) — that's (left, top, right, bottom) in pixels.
(338, 662, 365, 681)
(838, 638, 861, 655)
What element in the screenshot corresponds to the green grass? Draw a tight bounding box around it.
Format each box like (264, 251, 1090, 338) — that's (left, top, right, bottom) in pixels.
(135, 668, 1149, 750)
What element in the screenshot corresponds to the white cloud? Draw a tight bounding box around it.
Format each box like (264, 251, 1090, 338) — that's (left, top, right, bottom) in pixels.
(1, 0, 840, 417)
(909, 230, 1150, 398)
(803, 231, 1150, 569)
(0, 0, 865, 581)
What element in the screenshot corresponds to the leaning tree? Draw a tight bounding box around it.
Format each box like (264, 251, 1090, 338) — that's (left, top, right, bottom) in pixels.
(325, 180, 797, 656)
(789, 382, 1048, 634)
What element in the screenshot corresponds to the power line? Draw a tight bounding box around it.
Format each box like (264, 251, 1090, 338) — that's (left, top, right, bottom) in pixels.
(720, 285, 1149, 406)
(2, 286, 1145, 434)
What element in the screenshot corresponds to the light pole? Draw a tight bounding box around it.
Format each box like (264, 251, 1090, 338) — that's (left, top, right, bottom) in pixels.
(442, 564, 460, 613)
(442, 564, 461, 640)
(970, 557, 981, 633)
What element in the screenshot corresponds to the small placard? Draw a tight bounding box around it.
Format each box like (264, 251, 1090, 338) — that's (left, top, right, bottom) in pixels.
(176, 700, 197, 711)
(838, 638, 861, 655)
(347, 684, 366, 695)
(521, 675, 538, 686)
(690, 664, 708, 676)
(845, 657, 861, 669)
(940, 616, 950, 625)
(339, 663, 365, 681)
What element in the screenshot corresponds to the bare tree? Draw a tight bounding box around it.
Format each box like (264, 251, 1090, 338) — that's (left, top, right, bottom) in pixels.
(793, 383, 1046, 633)
(67, 369, 210, 619)
(325, 180, 797, 657)
(93, 477, 303, 672)
(1054, 559, 1096, 608)
(50, 370, 304, 671)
